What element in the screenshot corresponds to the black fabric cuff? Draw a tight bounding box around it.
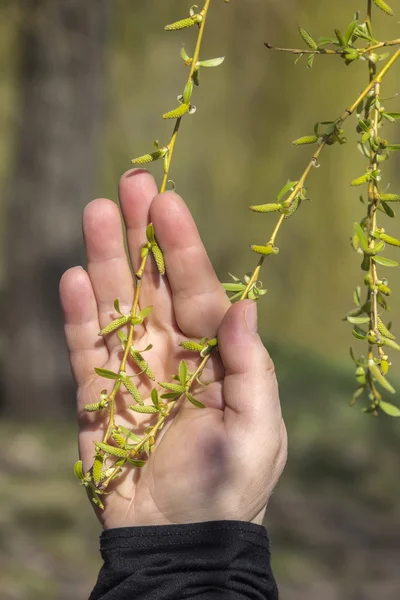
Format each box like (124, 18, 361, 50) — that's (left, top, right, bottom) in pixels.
(90, 521, 279, 600)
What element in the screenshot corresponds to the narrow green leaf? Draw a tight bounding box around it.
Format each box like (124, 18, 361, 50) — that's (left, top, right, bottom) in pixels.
(369, 361, 396, 394)
(354, 223, 369, 252)
(146, 223, 156, 244)
(344, 20, 358, 44)
(352, 326, 367, 340)
(138, 305, 153, 319)
(372, 256, 398, 267)
(197, 56, 225, 67)
(127, 459, 147, 467)
(94, 368, 120, 380)
(151, 389, 160, 409)
(74, 460, 84, 481)
(179, 360, 188, 387)
(277, 181, 298, 202)
(347, 316, 370, 325)
(222, 283, 246, 292)
(379, 401, 400, 417)
(186, 393, 206, 409)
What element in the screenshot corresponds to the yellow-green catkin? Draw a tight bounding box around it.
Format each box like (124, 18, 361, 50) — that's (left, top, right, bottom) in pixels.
(372, 0, 394, 17)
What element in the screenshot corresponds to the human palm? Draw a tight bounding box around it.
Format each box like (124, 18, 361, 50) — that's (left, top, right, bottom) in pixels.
(60, 170, 287, 530)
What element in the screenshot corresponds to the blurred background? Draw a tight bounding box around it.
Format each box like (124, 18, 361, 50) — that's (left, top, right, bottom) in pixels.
(0, 0, 399, 598)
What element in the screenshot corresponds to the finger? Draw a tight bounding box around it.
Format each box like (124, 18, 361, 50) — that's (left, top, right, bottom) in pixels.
(119, 169, 175, 327)
(217, 300, 282, 434)
(151, 191, 231, 338)
(83, 198, 135, 351)
(60, 267, 108, 388)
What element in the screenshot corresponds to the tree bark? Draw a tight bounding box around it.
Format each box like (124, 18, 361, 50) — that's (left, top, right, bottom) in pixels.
(1, 0, 109, 419)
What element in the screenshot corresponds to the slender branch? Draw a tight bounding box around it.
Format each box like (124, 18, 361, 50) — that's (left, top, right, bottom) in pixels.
(264, 38, 400, 57)
(160, 0, 212, 192)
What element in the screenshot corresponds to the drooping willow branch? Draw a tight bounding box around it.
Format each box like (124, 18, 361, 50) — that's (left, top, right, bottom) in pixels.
(223, 2, 400, 418)
(74, 0, 231, 509)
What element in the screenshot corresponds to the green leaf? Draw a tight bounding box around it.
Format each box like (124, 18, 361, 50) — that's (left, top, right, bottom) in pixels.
(354, 222, 369, 253)
(138, 305, 153, 319)
(127, 459, 147, 467)
(117, 330, 128, 344)
(307, 54, 315, 69)
(277, 181, 298, 202)
(372, 256, 398, 267)
(344, 20, 358, 44)
(385, 113, 400, 121)
(180, 45, 190, 62)
(94, 368, 120, 380)
(179, 360, 188, 387)
(352, 326, 367, 340)
(369, 361, 396, 394)
(146, 223, 156, 244)
(353, 286, 361, 306)
(222, 283, 246, 292)
(186, 393, 206, 409)
(74, 460, 84, 481)
(114, 298, 122, 314)
(118, 426, 143, 444)
(151, 389, 160, 409)
(380, 201, 395, 218)
(379, 401, 400, 417)
(347, 316, 370, 324)
(160, 392, 183, 400)
(197, 56, 225, 67)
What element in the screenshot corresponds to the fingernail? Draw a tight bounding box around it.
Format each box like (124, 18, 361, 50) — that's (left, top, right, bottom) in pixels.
(245, 302, 258, 334)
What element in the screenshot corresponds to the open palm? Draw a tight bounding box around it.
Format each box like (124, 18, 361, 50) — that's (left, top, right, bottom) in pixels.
(60, 170, 287, 530)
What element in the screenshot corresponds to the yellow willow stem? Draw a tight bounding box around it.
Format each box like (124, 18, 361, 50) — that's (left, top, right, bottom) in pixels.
(240, 48, 400, 303)
(160, 0, 212, 193)
(102, 254, 149, 445)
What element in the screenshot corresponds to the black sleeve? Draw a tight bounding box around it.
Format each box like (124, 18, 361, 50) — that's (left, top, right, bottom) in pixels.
(90, 520, 279, 600)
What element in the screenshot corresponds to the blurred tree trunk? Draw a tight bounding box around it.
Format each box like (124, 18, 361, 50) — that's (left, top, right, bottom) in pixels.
(1, 0, 108, 419)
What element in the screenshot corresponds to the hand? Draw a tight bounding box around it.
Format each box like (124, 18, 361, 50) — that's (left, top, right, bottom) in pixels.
(59, 170, 287, 530)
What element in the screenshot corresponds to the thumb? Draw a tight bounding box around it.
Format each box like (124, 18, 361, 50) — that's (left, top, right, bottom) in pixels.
(217, 300, 281, 430)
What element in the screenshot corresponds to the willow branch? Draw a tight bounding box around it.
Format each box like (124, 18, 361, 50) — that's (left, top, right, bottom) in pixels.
(160, 0, 212, 193)
(241, 48, 400, 302)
